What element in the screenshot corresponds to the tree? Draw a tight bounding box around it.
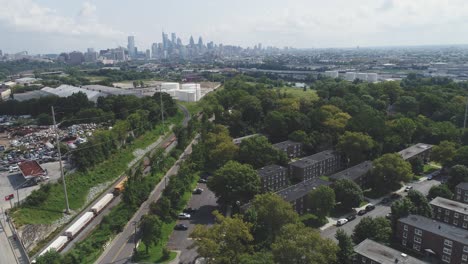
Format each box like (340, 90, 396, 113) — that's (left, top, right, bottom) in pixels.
(238, 135, 287, 169)
(431, 140, 457, 168)
(453, 146, 468, 168)
(410, 157, 424, 175)
(388, 118, 417, 145)
(140, 215, 162, 253)
(149, 197, 172, 222)
(204, 125, 239, 170)
(407, 190, 433, 217)
(370, 153, 413, 194)
(191, 211, 254, 264)
(37, 113, 53, 125)
(239, 252, 274, 264)
(264, 111, 288, 141)
(245, 193, 299, 246)
(35, 250, 63, 264)
(390, 198, 414, 229)
(306, 185, 335, 218)
(352, 217, 391, 244)
(333, 179, 364, 210)
(336, 229, 354, 264)
(336, 132, 376, 165)
(208, 161, 260, 206)
(395, 96, 419, 115)
(428, 184, 454, 200)
(271, 223, 338, 264)
(447, 165, 468, 189)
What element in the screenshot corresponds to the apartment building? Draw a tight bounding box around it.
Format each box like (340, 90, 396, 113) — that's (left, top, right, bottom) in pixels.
(275, 178, 331, 214)
(273, 140, 302, 158)
(288, 150, 343, 182)
(430, 196, 468, 229)
(398, 143, 433, 162)
(396, 215, 468, 264)
(329, 160, 373, 187)
(456, 182, 468, 204)
(354, 239, 428, 264)
(257, 164, 288, 192)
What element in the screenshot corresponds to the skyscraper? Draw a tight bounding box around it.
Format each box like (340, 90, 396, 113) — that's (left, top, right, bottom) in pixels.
(198, 36, 204, 49)
(151, 43, 158, 59)
(189, 36, 195, 48)
(162, 32, 169, 50)
(127, 36, 135, 57)
(171, 33, 176, 45)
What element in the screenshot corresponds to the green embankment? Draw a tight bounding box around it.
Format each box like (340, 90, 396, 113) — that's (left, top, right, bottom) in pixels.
(12, 111, 183, 226)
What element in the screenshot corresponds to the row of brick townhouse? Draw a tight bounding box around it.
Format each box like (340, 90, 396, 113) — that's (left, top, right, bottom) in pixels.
(275, 178, 331, 214)
(329, 160, 373, 188)
(288, 150, 344, 182)
(396, 214, 468, 264)
(430, 196, 468, 230)
(456, 182, 468, 204)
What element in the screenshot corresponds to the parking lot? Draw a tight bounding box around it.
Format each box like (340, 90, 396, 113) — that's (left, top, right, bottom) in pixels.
(321, 175, 443, 241)
(0, 161, 64, 209)
(167, 181, 218, 264)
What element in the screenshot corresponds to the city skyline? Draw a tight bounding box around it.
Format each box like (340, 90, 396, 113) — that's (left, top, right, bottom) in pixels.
(1, 0, 468, 53)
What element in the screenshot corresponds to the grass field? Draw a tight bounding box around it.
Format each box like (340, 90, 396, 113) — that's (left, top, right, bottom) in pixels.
(278, 86, 319, 101)
(12, 112, 184, 226)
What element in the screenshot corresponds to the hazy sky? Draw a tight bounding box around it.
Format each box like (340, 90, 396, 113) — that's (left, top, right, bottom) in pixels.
(1, 0, 468, 54)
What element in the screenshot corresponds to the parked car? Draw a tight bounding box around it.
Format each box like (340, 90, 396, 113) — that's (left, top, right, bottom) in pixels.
(336, 218, 348, 226)
(193, 188, 203, 194)
(381, 197, 391, 204)
(404, 186, 413, 192)
(346, 214, 357, 222)
(174, 224, 188, 230)
(390, 193, 402, 200)
(357, 209, 367, 216)
(183, 207, 197, 214)
(386, 213, 392, 220)
(198, 178, 208, 183)
(178, 213, 191, 220)
(366, 204, 375, 211)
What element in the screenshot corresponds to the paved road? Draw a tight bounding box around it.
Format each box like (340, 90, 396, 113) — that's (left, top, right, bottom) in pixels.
(97, 137, 198, 264)
(321, 176, 443, 241)
(167, 182, 218, 264)
(0, 217, 20, 264)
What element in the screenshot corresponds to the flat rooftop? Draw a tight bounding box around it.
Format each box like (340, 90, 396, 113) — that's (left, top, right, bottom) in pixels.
(456, 182, 468, 190)
(430, 196, 468, 215)
(329, 161, 373, 181)
(275, 178, 331, 202)
(257, 164, 287, 178)
(289, 150, 336, 168)
(399, 215, 468, 245)
(398, 143, 432, 160)
(354, 239, 428, 264)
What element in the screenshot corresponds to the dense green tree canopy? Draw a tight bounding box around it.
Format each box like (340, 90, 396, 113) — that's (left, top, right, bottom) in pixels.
(337, 131, 376, 165)
(333, 179, 364, 210)
(271, 223, 338, 264)
(208, 161, 260, 206)
(306, 185, 335, 218)
(352, 217, 392, 244)
(370, 153, 413, 193)
(238, 135, 287, 169)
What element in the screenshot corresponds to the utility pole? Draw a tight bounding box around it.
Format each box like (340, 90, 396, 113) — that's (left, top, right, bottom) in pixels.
(464, 96, 468, 130)
(52, 106, 70, 214)
(160, 86, 165, 133)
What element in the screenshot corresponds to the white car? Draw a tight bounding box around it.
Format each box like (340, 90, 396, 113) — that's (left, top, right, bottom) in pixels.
(404, 186, 413, 192)
(336, 218, 348, 226)
(178, 213, 191, 220)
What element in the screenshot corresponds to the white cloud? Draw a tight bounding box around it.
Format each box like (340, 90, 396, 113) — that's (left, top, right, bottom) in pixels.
(0, 0, 124, 39)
